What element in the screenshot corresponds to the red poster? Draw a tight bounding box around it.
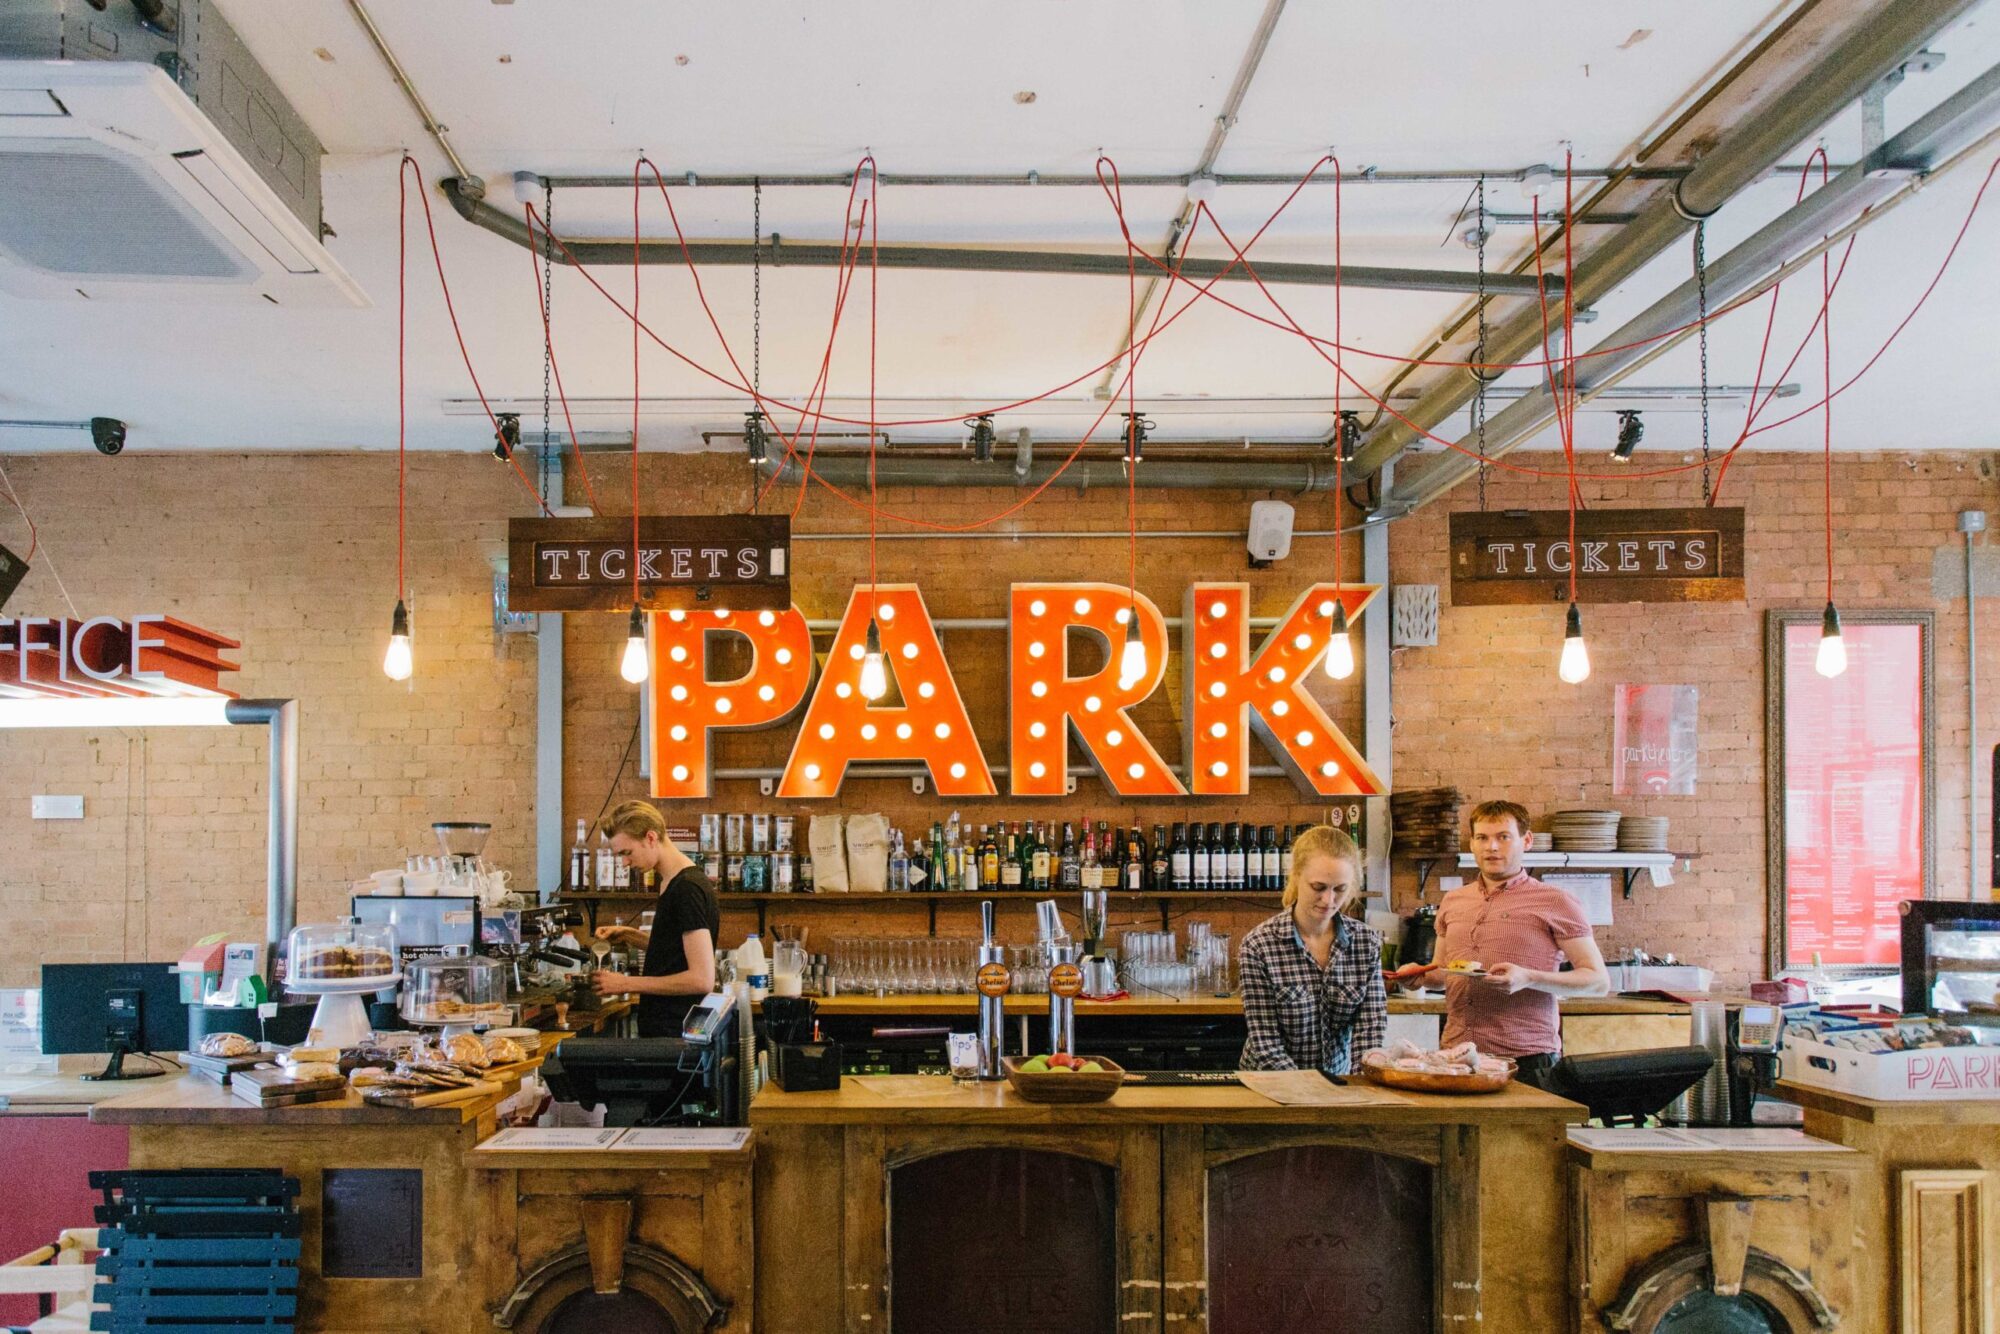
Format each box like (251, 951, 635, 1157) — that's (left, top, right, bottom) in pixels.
(1783, 622, 1926, 966)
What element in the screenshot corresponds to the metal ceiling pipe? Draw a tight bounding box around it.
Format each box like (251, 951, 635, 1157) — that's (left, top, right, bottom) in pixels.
(1349, 0, 1983, 478)
(757, 452, 1343, 494)
(439, 178, 1556, 297)
(1382, 55, 2000, 512)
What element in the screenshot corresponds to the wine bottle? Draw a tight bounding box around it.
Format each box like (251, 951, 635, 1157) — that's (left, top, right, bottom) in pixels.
(1191, 823, 1211, 891)
(1149, 824, 1169, 892)
(1169, 823, 1190, 890)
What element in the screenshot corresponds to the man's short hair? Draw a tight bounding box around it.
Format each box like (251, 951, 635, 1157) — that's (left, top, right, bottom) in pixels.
(1468, 799, 1532, 836)
(599, 799, 667, 842)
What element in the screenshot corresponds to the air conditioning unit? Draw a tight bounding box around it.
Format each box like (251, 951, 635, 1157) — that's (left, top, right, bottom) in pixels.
(0, 1, 364, 306)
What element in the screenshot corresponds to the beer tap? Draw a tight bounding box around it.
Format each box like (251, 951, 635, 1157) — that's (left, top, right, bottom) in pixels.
(975, 900, 1008, 1080)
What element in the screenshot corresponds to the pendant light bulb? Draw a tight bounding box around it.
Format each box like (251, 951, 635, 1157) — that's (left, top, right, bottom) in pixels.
(382, 600, 413, 682)
(859, 618, 889, 701)
(619, 604, 650, 684)
(1815, 601, 1847, 679)
(1558, 601, 1591, 684)
(1118, 610, 1148, 687)
(1323, 602, 1356, 680)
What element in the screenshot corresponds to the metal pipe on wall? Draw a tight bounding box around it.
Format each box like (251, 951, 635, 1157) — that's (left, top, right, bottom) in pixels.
(1963, 511, 1986, 894)
(225, 699, 299, 969)
(756, 453, 1348, 494)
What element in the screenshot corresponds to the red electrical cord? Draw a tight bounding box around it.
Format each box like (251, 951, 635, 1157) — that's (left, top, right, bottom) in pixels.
(867, 158, 880, 622)
(521, 201, 601, 514)
(403, 157, 550, 515)
(1332, 157, 1344, 604)
(397, 154, 407, 605)
(1820, 153, 1835, 608)
(1125, 171, 1138, 612)
(632, 158, 643, 608)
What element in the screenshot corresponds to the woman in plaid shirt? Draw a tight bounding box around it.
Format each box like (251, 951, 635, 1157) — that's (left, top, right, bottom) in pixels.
(1238, 825, 1387, 1076)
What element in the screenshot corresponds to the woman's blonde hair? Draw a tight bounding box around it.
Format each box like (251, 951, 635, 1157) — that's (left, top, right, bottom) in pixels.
(1283, 824, 1362, 910)
(599, 799, 668, 842)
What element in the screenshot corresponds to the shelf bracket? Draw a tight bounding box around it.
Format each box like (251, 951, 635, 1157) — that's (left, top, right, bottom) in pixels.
(1413, 858, 1439, 901)
(758, 777, 775, 796)
(1622, 867, 1641, 900)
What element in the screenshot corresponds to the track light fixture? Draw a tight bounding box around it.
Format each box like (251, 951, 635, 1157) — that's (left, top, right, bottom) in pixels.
(493, 412, 521, 462)
(1558, 601, 1591, 684)
(965, 414, 997, 463)
(859, 618, 889, 701)
(1611, 410, 1643, 462)
(619, 604, 650, 684)
(1121, 413, 1152, 464)
(1336, 411, 1363, 462)
(743, 411, 770, 463)
(383, 600, 412, 682)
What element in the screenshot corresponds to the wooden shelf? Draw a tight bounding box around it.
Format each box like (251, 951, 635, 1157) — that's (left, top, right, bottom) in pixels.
(1402, 850, 1698, 900)
(557, 889, 1279, 932)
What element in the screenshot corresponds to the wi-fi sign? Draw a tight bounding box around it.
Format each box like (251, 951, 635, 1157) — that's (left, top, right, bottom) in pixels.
(0, 541, 26, 613)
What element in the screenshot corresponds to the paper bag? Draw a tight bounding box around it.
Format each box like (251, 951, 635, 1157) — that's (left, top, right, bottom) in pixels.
(846, 813, 890, 894)
(809, 815, 848, 894)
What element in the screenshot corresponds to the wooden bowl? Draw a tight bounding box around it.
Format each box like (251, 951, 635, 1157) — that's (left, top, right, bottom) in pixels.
(1002, 1056, 1127, 1103)
(1362, 1058, 1516, 1095)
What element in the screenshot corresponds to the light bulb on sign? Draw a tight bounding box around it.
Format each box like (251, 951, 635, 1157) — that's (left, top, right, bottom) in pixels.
(382, 600, 413, 682)
(1815, 601, 1847, 678)
(858, 618, 889, 701)
(1323, 602, 1355, 680)
(1118, 610, 1147, 687)
(619, 604, 650, 684)
(1557, 601, 1591, 685)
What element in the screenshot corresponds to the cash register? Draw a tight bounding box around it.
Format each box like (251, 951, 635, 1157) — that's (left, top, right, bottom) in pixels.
(543, 993, 742, 1126)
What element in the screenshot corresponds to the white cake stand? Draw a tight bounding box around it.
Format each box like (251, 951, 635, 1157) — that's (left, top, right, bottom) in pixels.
(285, 974, 401, 1049)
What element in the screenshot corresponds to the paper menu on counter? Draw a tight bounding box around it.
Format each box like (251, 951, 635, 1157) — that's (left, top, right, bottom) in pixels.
(1238, 1070, 1407, 1106)
(1566, 1127, 1848, 1154)
(478, 1128, 625, 1151)
(616, 1127, 751, 1152)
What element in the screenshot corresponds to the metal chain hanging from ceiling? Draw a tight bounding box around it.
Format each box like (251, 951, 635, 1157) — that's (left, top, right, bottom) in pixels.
(1695, 220, 1712, 506)
(749, 179, 764, 511)
(539, 179, 556, 504)
(1474, 176, 1490, 511)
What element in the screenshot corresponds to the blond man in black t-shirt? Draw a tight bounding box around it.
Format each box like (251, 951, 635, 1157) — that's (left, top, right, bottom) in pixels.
(590, 800, 722, 1037)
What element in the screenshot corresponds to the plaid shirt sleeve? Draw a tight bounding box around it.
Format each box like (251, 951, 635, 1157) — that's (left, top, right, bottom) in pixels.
(1237, 929, 1298, 1070)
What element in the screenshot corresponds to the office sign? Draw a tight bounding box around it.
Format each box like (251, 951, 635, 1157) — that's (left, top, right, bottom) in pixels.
(507, 514, 790, 613)
(647, 579, 1386, 801)
(1449, 507, 1744, 605)
(0, 614, 240, 699)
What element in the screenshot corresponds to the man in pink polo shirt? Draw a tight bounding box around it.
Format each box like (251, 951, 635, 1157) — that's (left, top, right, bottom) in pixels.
(1431, 799, 1609, 1087)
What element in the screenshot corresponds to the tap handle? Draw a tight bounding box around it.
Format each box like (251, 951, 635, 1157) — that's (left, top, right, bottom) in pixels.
(981, 899, 995, 944)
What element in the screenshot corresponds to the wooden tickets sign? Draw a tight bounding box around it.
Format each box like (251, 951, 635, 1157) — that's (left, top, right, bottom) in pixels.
(647, 580, 1386, 801)
(1448, 507, 1744, 605)
(507, 515, 790, 612)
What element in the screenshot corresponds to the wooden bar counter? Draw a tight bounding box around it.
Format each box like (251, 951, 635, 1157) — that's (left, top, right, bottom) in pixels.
(750, 1073, 1585, 1334)
(1776, 1081, 2000, 1333)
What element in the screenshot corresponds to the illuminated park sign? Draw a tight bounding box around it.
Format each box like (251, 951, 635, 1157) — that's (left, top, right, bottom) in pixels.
(647, 581, 1382, 800)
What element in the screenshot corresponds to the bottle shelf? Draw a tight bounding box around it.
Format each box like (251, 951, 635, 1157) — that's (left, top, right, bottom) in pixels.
(704, 888, 1283, 934)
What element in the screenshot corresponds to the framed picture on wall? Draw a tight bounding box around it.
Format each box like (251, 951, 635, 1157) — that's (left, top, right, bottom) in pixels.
(1764, 609, 1935, 974)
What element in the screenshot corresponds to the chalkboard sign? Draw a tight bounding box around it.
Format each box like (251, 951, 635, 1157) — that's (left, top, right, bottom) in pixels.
(1765, 610, 1935, 972)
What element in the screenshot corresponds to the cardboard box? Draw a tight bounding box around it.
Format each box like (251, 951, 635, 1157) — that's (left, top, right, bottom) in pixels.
(1781, 1033, 2000, 1101)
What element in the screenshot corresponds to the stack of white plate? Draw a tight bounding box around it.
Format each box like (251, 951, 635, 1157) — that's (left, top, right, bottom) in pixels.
(1550, 809, 1622, 852)
(1617, 816, 1671, 853)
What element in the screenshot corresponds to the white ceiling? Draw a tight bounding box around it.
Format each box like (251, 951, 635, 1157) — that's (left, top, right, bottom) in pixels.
(0, 0, 1996, 466)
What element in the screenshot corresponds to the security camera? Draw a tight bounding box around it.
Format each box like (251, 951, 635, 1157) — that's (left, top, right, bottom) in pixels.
(90, 417, 126, 456)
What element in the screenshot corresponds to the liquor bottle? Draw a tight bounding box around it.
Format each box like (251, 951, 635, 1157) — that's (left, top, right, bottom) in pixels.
(1080, 826, 1101, 891)
(888, 830, 911, 892)
(1058, 823, 1081, 892)
(800, 849, 816, 893)
(1000, 825, 1024, 889)
(1031, 824, 1053, 893)
(981, 826, 1001, 888)
(929, 820, 949, 893)
(1191, 822, 1211, 891)
(1017, 821, 1036, 887)
(596, 831, 616, 895)
(1123, 827, 1145, 891)
(1149, 824, 1169, 892)
(570, 819, 591, 893)
(1169, 823, 1191, 890)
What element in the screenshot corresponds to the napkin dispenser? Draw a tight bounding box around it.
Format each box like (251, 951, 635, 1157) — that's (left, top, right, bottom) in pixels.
(773, 1041, 843, 1092)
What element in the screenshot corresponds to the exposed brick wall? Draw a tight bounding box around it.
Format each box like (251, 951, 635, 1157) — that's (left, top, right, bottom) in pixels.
(2, 448, 1994, 989)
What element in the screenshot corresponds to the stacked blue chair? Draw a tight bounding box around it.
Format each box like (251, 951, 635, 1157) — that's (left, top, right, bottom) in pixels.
(88, 1170, 301, 1333)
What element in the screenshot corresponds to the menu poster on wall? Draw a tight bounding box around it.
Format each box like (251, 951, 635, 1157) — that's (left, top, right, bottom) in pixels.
(1613, 684, 1698, 796)
(1781, 620, 1928, 967)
